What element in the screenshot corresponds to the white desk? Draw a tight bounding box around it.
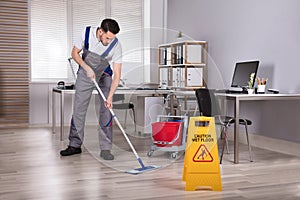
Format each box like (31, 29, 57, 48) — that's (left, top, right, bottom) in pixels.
(54, 89, 300, 164)
(52, 88, 171, 141)
(217, 93, 300, 164)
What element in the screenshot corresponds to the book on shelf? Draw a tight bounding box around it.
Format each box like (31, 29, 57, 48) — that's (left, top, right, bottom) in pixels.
(166, 47, 171, 65)
(173, 45, 184, 65)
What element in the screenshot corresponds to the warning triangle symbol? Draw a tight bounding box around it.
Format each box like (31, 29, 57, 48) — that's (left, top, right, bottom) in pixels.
(193, 144, 214, 162)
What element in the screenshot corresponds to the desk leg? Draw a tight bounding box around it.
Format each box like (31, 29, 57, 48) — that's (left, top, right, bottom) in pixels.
(60, 92, 64, 141)
(170, 93, 175, 115)
(234, 99, 240, 164)
(52, 90, 56, 133)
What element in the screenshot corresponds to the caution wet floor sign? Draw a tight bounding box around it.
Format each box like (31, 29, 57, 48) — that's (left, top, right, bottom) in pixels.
(193, 144, 214, 162)
(182, 116, 222, 191)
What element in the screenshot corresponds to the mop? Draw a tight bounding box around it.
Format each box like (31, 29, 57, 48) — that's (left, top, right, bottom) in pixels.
(92, 79, 161, 174)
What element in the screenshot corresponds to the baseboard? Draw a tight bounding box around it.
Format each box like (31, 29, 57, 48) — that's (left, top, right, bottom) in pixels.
(226, 130, 300, 158)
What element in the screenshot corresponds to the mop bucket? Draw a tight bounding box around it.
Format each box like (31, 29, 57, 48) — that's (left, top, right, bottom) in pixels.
(151, 121, 183, 147)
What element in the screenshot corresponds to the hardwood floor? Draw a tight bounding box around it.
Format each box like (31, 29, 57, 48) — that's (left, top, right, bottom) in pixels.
(0, 126, 300, 200)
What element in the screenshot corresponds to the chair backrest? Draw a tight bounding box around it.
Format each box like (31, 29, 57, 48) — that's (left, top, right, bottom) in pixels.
(195, 88, 220, 117)
(113, 94, 125, 102)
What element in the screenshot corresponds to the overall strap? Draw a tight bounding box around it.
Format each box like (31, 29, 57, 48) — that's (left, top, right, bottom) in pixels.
(102, 37, 118, 76)
(100, 37, 118, 58)
(84, 26, 91, 50)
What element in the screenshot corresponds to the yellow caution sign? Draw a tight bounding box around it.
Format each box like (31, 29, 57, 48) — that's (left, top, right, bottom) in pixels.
(182, 116, 222, 191)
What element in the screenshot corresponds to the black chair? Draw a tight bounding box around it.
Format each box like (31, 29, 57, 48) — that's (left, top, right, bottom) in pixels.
(113, 93, 136, 132)
(195, 88, 253, 164)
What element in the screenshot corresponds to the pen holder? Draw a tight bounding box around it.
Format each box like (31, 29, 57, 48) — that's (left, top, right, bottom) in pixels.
(257, 85, 266, 94)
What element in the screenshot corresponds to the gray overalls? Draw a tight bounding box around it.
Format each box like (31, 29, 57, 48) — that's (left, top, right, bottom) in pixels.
(68, 26, 117, 150)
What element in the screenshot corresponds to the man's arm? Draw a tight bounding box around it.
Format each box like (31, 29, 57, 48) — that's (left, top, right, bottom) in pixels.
(71, 46, 95, 80)
(105, 62, 122, 109)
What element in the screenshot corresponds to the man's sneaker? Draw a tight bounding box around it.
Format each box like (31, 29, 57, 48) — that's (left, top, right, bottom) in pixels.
(100, 150, 114, 160)
(60, 146, 82, 156)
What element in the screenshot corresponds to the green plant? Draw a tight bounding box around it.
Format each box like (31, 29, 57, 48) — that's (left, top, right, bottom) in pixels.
(177, 31, 182, 38)
(247, 73, 255, 89)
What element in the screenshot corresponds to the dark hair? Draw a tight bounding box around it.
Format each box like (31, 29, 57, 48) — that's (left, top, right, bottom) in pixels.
(100, 18, 120, 34)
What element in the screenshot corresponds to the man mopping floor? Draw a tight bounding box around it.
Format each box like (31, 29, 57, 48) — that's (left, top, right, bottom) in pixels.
(60, 18, 122, 161)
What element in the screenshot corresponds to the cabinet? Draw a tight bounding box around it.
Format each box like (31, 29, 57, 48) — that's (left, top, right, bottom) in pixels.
(136, 96, 165, 134)
(158, 41, 207, 89)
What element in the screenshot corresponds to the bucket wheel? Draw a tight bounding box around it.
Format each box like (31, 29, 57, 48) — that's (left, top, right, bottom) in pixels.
(147, 150, 154, 157)
(171, 152, 178, 159)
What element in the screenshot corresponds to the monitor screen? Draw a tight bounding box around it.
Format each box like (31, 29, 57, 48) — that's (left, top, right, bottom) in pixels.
(231, 61, 259, 88)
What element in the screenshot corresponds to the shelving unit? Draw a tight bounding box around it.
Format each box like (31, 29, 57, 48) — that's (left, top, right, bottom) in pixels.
(158, 40, 207, 89)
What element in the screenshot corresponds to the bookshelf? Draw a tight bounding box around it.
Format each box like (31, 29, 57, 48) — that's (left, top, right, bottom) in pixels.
(158, 40, 207, 89)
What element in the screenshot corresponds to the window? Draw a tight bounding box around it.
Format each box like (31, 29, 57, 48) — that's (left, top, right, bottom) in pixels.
(30, 0, 144, 83)
(110, 0, 143, 63)
(30, 0, 68, 81)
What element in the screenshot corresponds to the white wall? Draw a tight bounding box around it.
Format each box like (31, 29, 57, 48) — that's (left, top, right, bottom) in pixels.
(167, 0, 300, 142)
(149, 0, 165, 83)
(167, 0, 300, 92)
(30, 83, 98, 125)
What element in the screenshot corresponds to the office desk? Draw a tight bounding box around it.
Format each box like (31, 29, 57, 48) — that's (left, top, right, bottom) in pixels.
(216, 93, 300, 164)
(52, 88, 170, 141)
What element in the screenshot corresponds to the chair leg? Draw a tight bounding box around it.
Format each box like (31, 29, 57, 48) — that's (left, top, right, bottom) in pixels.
(244, 123, 253, 162)
(220, 126, 229, 154)
(225, 130, 230, 154)
(124, 109, 128, 129)
(193, 104, 198, 116)
(219, 126, 228, 164)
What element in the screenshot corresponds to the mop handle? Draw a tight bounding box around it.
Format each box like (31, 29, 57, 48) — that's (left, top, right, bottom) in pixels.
(92, 79, 143, 163)
(67, 58, 77, 80)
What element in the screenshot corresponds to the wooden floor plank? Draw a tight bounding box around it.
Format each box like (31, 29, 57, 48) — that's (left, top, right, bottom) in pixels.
(0, 126, 300, 199)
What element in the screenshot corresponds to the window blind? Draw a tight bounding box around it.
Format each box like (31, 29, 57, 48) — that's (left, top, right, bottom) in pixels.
(71, 0, 106, 43)
(0, 0, 29, 127)
(110, 0, 143, 63)
(30, 0, 143, 82)
(30, 0, 68, 81)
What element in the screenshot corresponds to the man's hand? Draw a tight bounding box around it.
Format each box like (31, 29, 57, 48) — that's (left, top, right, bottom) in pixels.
(86, 67, 95, 80)
(71, 46, 95, 80)
(106, 63, 122, 110)
(105, 96, 113, 109)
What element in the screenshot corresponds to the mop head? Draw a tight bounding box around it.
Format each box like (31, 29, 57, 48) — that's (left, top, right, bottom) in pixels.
(125, 165, 161, 175)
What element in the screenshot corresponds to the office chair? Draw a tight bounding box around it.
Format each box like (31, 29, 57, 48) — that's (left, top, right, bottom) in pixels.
(195, 88, 253, 164)
(113, 93, 136, 132)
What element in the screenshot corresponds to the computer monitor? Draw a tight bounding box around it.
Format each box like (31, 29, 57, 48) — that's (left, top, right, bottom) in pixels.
(231, 61, 259, 88)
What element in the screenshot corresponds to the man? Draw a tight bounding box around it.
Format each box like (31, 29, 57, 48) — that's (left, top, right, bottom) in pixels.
(60, 18, 122, 160)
